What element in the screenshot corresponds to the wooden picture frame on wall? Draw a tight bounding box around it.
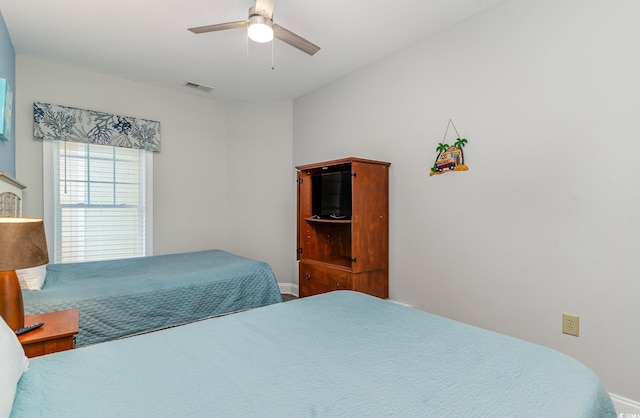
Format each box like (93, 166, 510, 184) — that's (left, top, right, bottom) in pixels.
(0, 78, 13, 141)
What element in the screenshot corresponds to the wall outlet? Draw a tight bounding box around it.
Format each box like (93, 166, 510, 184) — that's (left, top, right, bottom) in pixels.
(562, 313, 580, 337)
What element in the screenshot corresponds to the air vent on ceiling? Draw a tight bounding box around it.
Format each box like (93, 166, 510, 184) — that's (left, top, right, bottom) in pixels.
(184, 81, 215, 93)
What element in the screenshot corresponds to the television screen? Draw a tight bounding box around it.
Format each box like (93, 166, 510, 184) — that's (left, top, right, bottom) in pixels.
(311, 171, 352, 219)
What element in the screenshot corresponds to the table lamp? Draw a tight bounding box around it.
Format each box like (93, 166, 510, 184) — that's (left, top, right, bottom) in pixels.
(0, 218, 49, 331)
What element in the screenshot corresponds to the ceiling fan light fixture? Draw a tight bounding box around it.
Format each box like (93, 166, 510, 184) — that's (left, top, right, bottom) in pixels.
(247, 15, 274, 43)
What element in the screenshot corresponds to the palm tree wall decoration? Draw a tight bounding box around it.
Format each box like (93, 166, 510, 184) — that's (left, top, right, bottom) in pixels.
(430, 119, 469, 176)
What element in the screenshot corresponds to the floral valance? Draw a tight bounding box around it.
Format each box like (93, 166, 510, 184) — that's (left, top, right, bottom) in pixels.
(33, 102, 160, 152)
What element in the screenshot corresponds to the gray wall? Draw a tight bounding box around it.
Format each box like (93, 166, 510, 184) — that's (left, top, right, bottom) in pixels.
(293, 0, 640, 401)
(225, 100, 294, 288)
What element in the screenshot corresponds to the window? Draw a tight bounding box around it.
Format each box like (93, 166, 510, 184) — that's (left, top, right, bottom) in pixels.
(44, 141, 152, 263)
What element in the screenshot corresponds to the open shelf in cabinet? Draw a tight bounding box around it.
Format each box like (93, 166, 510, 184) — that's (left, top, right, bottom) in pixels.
(305, 217, 352, 224)
(301, 220, 352, 269)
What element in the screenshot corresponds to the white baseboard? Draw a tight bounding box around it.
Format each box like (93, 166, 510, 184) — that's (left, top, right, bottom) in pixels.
(278, 283, 299, 297)
(388, 299, 413, 308)
(610, 393, 640, 415)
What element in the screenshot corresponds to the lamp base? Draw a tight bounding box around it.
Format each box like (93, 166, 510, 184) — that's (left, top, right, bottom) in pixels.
(0, 270, 24, 331)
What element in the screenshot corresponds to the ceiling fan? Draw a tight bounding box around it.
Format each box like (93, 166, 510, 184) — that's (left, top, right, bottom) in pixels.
(188, 0, 320, 56)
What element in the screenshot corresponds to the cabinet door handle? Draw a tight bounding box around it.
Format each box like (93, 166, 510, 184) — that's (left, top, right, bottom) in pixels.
(305, 274, 312, 280)
(336, 282, 341, 288)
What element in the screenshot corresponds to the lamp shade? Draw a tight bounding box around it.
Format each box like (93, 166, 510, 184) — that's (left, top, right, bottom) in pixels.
(0, 217, 49, 271)
(0, 218, 48, 330)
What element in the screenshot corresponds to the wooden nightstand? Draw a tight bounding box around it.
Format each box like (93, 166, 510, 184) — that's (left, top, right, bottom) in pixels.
(18, 309, 79, 357)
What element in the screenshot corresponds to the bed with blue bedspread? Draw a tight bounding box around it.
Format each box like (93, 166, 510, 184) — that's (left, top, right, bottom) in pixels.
(21, 249, 282, 347)
(9, 291, 615, 417)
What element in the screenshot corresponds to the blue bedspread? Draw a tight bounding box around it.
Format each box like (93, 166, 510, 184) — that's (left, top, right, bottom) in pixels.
(21, 250, 282, 347)
(11, 291, 615, 417)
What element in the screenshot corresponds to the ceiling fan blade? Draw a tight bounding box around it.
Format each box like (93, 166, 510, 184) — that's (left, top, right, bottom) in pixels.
(273, 24, 320, 56)
(254, 0, 275, 19)
(188, 21, 247, 34)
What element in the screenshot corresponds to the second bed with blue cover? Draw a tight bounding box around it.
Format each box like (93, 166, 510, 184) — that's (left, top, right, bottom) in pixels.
(21, 249, 282, 346)
(11, 291, 615, 417)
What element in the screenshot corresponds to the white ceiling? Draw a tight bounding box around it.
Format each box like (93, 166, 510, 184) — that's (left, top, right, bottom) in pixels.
(0, 0, 505, 101)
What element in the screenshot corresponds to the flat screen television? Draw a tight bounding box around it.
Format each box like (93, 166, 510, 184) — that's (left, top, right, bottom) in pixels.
(311, 171, 352, 219)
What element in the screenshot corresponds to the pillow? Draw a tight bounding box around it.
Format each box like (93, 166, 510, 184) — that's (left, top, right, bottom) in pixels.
(16, 264, 47, 290)
(0, 317, 29, 418)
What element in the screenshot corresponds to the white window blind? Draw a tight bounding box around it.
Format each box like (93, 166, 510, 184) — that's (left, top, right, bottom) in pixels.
(44, 140, 152, 263)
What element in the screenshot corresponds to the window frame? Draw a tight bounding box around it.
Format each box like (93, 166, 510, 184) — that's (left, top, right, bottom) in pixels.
(43, 140, 153, 263)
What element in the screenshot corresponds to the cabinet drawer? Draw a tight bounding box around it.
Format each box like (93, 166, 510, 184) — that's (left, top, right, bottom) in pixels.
(299, 263, 351, 297)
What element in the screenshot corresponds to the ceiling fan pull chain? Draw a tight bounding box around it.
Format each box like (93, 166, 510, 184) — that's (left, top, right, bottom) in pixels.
(271, 40, 275, 70)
